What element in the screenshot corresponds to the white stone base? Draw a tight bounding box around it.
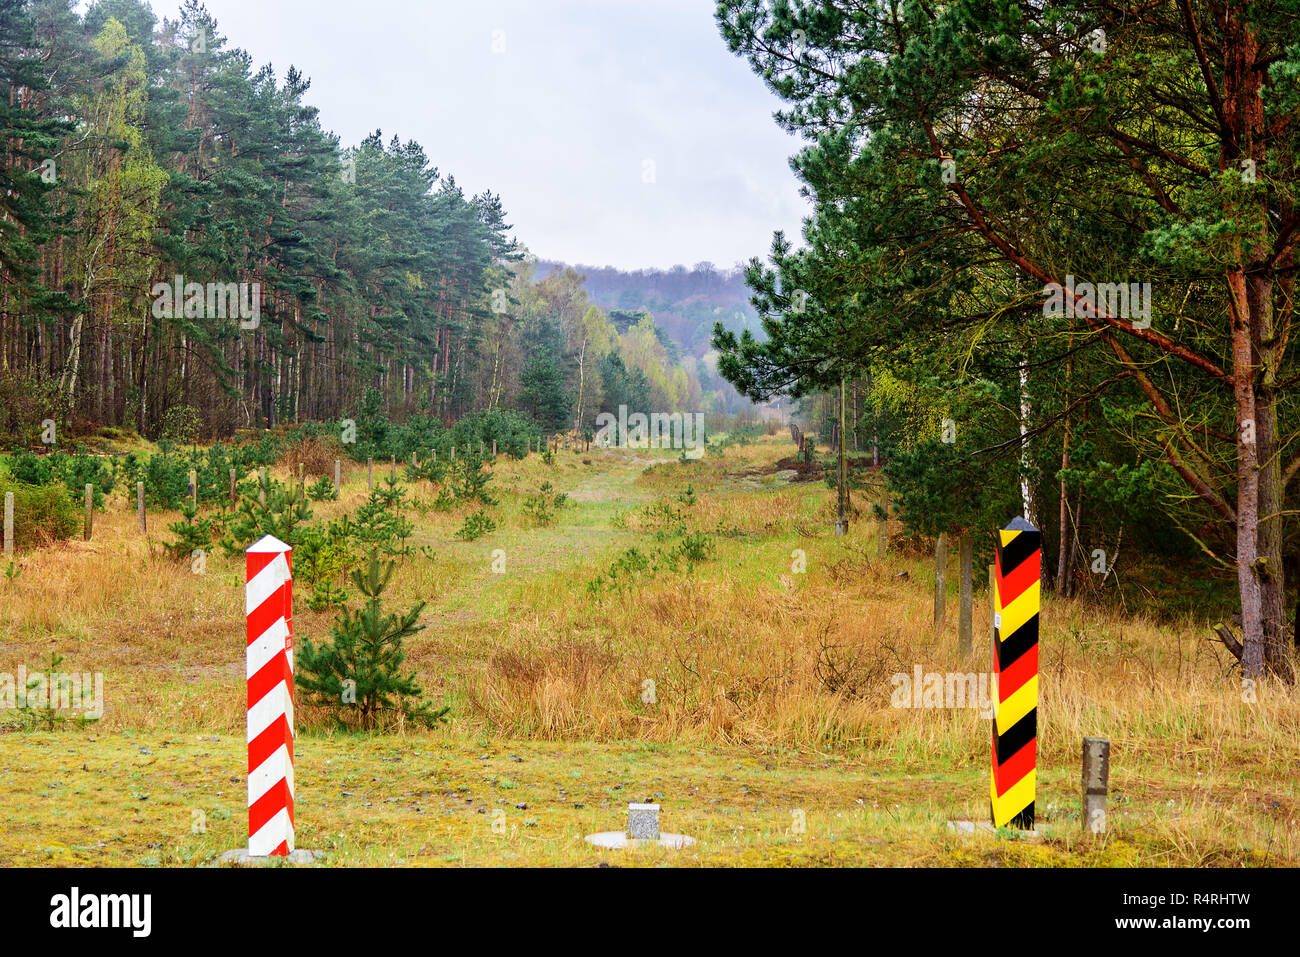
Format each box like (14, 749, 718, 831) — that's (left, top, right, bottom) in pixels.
(219, 848, 320, 866)
(584, 831, 695, 849)
(946, 820, 1042, 841)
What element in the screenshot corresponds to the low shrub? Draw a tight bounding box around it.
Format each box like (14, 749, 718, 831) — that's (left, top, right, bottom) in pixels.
(279, 435, 345, 478)
(0, 480, 80, 550)
(455, 510, 496, 541)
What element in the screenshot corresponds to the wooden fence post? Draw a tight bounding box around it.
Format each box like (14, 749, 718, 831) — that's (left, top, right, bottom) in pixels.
(334, 459, 341, 495)
(3, 491, 13, 557)
(229, 468, 237, 509)
(83, 484, 94, 541)
(188, 469, 197, 508)
(258, 468, 267, 506)
(367, 458, 373, 492)
(138, 481, 146, 533)
(989, 564, 997, 645)
(933, 532, 947, 630)
(958, 534, 973, 655)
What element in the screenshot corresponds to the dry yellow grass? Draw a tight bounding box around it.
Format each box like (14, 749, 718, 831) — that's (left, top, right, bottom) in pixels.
(0, 436, 1296, 866)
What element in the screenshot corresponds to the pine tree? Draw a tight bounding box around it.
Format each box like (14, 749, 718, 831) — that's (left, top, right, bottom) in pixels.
(296, 550, 448, 731)
(164, 500, 217, 560)
(219, 474, 312, 555)
(519, 355, 571, 433)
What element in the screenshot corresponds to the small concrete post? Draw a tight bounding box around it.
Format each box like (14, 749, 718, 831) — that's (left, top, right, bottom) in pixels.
(188, 469, 197, 507)
(334, 459, 341, 495)
(450, 446, 456, 461)
(3, 491, 13, 557)
(492, 440, 497, 458)
(137, 481, 146, 533)
(83, 484, 94, 541)
(297, 463, 304, 488)
(1083, 737, 1110, 835)
(479, 440, 484, 456)
(229, 468, 237, 508)
(258, 468, 267, 506)
(411, 452, 417, 467)
(367, 459, 373, 492)
(628, 803, 660, 841)
(390, 455, 395, 480)
(958, 534, 973, 655)
(933, 532, 947, 630)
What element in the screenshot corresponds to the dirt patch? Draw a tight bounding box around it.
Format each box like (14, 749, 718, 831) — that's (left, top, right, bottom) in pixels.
(749, 456, 824, 483)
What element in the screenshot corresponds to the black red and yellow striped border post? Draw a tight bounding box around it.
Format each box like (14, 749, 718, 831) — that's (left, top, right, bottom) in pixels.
(990, 516, 1040, 830)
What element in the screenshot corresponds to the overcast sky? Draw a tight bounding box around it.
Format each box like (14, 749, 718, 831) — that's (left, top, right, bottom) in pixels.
(148, 0, 811, 271)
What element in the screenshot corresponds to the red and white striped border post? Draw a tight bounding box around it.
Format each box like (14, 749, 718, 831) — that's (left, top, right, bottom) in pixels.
(245, 535, 295, 856)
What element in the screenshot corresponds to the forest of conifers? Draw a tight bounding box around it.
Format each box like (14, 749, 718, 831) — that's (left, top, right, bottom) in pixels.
(710, 1, 1300, 680)
(0, 0, 749, 448)
(6, 0, 1300, 685)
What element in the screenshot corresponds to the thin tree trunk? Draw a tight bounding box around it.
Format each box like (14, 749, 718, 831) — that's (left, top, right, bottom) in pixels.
(60, 311, 84, 414)
(1057, 353, 1073, 593)
(1251, 279, 1290, 679)
(836, 377, 847, 535)
(1019, 355, 1034, 524)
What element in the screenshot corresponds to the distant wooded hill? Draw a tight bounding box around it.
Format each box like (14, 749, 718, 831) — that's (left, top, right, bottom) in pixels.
(535, 261, 761, 362)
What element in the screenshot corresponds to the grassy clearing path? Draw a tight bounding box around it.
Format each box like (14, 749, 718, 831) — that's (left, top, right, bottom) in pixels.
(421, 452, 672, 620)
